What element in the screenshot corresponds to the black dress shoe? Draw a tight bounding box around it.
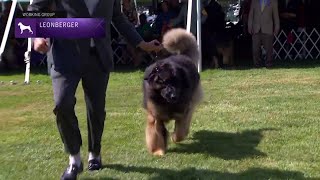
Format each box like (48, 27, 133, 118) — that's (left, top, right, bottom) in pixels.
(88, 159, 102, 171)
(61, 163, 83, 180)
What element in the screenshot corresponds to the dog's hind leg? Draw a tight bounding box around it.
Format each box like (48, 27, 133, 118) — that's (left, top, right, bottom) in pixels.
(146, 112, 168, 156)
(172, 110, 193, 143)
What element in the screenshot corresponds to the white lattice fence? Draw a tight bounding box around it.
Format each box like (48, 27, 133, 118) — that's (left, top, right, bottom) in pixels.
(273, 28, 320, 60)
(110, 28, 320, 64)
(111, 38, 133, 65)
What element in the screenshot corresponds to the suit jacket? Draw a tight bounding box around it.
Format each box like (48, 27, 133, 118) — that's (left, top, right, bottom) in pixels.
(28, 0, 143, 74)
(248, 0, 280, 35)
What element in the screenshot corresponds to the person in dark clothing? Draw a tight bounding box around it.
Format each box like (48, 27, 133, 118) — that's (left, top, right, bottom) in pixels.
(154, 0, 176, 40)
(278, 0, 303, 32)
(304, 0, 320, 29)
(203, 0, 225, 34)
(0, 1, 22, 71)
(202, 0, 226, 68)
(29, 1, 162, 179)
(239, 0, 252, 35)
(136, 13, 153, 42)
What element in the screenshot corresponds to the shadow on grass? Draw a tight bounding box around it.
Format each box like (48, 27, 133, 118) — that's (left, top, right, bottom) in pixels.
(105, 164, 311, 180)
(81, 177, 118, 180)
(168, 129, 277, 160)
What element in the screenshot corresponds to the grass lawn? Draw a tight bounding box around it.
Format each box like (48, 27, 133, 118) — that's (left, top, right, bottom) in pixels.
(0, 62, 320, 180)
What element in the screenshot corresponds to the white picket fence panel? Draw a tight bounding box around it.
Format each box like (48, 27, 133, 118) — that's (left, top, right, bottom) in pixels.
(273, 28, 320, 60)
(111, 38, 133, 65)
(111, 28, 320, 65)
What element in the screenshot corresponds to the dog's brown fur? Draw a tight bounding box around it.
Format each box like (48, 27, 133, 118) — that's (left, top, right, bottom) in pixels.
(143, 28, 203, 156)
(145, 84, 202, 156)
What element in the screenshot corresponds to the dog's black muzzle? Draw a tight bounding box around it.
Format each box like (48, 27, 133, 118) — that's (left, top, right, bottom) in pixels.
(161, 85, 178, 103)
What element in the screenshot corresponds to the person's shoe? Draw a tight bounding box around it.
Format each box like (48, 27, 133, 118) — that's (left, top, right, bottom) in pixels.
(88, 158, 102, 171)
(61, 163, 83, 180)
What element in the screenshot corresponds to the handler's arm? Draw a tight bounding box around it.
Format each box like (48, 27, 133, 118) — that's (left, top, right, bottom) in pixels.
(28, 0, 53, 53)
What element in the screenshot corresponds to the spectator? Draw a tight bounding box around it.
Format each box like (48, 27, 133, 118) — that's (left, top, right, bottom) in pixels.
(122, 0, 138, 26)
(248, 0, 280, 68)
(0, 1, 20, 71)
(169, 0, 208, 36)
(169, 0, 188, 29)
(154, 0, 176, 39)
(240, 0, 252, 35)
(132, 13, 154, 66)
(121, 0, 140, 66)
(202, 0, 226, 68)
(297, 1, 305, 29)
(203, 0, 225, 35)
(136, 13, 153, 42)
(305, 0, 320, 29)
(278, 0, 303, 33)
(168, 0, 181, 16)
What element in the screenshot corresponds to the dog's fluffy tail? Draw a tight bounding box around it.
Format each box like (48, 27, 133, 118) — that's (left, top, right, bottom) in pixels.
(162, 28, 199, 66)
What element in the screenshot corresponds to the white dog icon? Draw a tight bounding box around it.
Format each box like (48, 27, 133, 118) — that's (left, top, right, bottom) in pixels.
(18, 22, 33, 34)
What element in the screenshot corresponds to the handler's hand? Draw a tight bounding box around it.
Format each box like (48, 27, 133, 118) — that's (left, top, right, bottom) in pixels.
(33, 38, 50, 54)
(137, 40, 163, 53)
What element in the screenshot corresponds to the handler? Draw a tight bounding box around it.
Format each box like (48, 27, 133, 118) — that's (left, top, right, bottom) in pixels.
(29, 0, 162, 179)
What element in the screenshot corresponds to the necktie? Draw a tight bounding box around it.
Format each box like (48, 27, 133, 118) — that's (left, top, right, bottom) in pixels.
(84, 0, 99, 47)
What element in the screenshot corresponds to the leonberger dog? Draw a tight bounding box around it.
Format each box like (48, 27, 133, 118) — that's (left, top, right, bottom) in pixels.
(142, 28, 203, 156)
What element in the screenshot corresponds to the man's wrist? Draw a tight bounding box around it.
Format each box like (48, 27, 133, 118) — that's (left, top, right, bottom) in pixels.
(137, 41, 146, 49)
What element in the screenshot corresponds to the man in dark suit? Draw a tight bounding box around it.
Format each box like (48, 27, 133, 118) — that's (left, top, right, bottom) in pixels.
(29, 0, 162, 179)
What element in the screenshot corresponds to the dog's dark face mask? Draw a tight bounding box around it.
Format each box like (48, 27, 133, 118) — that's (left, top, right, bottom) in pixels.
(147, 63, 182, 104)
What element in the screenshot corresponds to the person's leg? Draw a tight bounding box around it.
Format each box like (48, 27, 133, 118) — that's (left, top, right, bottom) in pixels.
(210, 34, 220, 69)
(51, 67, 82, 157)
(252, 33, 262, 67)
(212, 56, 220, 69)
(51, 67, 84, 180)
(262, 33, 274, 67)
(81, 51, 109, 169)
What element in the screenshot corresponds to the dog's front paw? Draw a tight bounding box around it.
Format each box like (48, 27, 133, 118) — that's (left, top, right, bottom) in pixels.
(152, 149, 165, 156)
(171, 132, 186, 143)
